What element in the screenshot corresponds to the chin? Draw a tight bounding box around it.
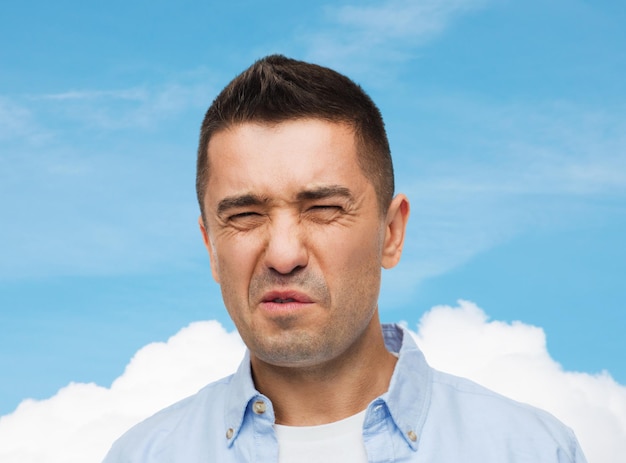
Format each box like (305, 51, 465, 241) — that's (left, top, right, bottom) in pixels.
(252, 332, 337, 367)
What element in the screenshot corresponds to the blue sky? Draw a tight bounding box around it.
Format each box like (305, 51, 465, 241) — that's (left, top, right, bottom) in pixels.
(1, 0, 625, 418)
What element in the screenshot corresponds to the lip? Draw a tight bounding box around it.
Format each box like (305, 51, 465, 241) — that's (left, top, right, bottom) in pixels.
(261, 290, 314, 304)
(259, 289, 315, 314)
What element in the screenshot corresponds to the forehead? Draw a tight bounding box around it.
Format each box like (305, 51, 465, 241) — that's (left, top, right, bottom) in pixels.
(204, 119, 367, 203)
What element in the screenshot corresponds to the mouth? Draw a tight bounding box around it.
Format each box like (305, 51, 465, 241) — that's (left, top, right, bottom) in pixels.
(259, 290, 314, 313)
(261, 290, 313, 304)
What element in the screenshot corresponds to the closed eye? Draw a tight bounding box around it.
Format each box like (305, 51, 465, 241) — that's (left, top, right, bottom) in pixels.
(225, 211, 265, 230)
(228, 211, 261, 220)
(309, 205, 341, 210)
(307, 204, 345, 214)
(305, 205, 344, 223)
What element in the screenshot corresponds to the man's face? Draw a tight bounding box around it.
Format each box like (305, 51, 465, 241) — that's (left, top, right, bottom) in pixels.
(200, 119, 406, 369)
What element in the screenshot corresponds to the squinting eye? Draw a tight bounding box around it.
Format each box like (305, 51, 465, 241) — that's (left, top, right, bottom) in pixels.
(229, 211, 260, 220)
(225, 211, 265, 230)
(306, 205, 343, 222)
(310, 205, 341, 211)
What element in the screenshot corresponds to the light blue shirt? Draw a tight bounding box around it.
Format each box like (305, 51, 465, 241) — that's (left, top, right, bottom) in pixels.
(102, 324, 587, 462)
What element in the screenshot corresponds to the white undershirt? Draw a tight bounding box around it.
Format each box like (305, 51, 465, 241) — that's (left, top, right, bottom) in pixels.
(274, 410, 368, 463)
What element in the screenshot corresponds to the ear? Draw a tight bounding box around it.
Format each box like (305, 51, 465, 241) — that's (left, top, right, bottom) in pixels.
(381, 194, 410, 269)
(198, 216, 221, 283)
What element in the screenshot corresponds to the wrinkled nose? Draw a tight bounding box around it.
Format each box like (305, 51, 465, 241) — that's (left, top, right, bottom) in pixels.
(263, 214, 308, 275)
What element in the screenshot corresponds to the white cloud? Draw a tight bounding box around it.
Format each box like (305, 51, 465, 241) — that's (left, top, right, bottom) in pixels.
(1, 303, 624, 463)
(31, 81, 215, 131)
(0, 97, 50, 143)
(331, 0, 485, 39)
(412, 301, 626, 463)
(0, 321, 245, 463)
(0, 98, 32, 141)
(37, 89, 148, 101)
(304, 0, 488, 70)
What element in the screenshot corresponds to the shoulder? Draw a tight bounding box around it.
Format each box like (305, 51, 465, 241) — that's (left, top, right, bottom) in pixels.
(389, 325, 585, 461)
(427, 369, 585, 462)
(430, 369, 566, 428)
(102, 375, 234, 463)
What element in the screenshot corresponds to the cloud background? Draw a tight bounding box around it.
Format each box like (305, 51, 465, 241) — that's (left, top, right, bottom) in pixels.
(1, 303, 624, 463)
(1, 0, 624, 461)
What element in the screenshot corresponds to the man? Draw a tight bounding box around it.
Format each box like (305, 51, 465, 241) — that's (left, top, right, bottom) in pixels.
(103, 55, 587, 462)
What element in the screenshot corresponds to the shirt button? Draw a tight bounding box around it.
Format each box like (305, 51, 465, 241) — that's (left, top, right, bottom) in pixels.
(407, 430, 418, 442)
(226, 428, 234, 439)
(253, 400, 267, 414)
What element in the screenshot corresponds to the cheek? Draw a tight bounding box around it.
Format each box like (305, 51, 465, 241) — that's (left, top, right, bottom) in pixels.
(214, 238, 259, 291)
(329, 222, 383, 263)
(317, 226, 383, 288)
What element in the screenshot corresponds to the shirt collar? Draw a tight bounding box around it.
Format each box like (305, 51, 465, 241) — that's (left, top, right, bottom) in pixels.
(378, 323, 432, 451)
(223, 324, 432, 449)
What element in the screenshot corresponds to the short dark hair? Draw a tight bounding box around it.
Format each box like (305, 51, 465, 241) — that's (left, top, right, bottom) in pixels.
(196, 54, 394, 217)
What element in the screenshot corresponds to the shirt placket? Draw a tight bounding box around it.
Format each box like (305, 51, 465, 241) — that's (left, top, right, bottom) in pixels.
(250, 397, 279, 463)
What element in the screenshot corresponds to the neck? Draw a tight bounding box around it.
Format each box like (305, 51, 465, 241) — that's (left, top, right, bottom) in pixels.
(250, 317, 396, 426)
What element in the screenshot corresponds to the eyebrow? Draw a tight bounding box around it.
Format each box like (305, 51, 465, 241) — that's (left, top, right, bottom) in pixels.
(216, 185, 355, 215)
(217, 194, 266, 215)
(296, 185, 354, 202)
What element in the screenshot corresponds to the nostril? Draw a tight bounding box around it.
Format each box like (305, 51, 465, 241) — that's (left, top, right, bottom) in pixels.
(268, 264, 306, 277)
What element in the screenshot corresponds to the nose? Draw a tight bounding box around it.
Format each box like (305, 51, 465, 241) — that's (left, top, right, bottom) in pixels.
(263, 213, 308, 275)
